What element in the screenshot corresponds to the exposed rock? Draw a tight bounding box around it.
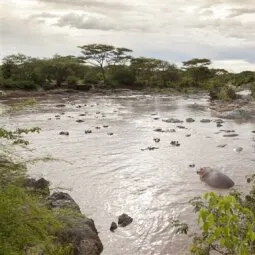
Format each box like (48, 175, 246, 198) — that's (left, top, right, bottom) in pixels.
(154, 117, 160, 120)
(234, 147, 243, 152)
(23, 178, 50, 196)
(166, 129, 176, 133)
(217, 144, 227, 148)
(186, 134, 191, 137)
(154, 128, 164, 132)
(170, 141, 180, 146)
(107, 133, 114, 136)
(176, 125, 186, 129)
(103, 125, 109, 128)
(59, 131, 69, 136)
(223, 134, 239, 137)
(118, 213, 133, 227)
(57, 212, 103, 255)
(56, 104, 66, 108)
(95, 127, 101, 129)
(110, 222, 118, 232)
(214, 119, 224, 124)
(76, 120, 85, 123)
(85, 130, 92, 134)
(48, 192, 81, 213)
(141, 146, 159, 151)
(200, 119, 211, 123)
(162, 118, 183, 123)
(186, 118, 195, 123)
(220, 129, 235, 133)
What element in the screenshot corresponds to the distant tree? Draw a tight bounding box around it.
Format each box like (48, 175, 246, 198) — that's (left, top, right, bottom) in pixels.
(41, 55, 82, 87)
(78, 44, 133, 84)
(182, 58, 212, 86)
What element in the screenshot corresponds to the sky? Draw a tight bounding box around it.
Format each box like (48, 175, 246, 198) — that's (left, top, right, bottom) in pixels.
(0, 0, 255, 72)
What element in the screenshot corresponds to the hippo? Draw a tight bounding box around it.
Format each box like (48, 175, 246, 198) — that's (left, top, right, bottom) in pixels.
(197, 167, 234, 189)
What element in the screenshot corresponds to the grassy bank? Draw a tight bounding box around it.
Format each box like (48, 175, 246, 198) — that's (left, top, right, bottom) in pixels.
(0, 155, 72, 255)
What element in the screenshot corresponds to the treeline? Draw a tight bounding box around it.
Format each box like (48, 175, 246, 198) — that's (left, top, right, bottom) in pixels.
(0, 44, 255, 98)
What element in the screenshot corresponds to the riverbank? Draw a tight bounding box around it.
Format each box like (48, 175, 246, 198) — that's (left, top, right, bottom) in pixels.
(0, 148, 103, 254)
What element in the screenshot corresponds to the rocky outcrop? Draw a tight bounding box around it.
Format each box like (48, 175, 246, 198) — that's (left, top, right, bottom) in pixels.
(48, 192, 103, 255)
(22, 177, 103, 255)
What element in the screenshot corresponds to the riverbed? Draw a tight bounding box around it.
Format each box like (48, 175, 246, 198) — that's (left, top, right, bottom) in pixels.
(1, 92, 255, 255)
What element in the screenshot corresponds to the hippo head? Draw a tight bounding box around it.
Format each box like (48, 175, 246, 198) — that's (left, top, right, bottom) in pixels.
(197, 167, 211, 177)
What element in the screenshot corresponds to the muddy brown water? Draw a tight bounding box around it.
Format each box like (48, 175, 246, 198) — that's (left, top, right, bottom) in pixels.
(1, 92, 255, 255)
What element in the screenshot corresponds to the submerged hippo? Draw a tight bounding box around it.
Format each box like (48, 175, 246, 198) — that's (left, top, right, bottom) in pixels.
(197, 167, 235, 189)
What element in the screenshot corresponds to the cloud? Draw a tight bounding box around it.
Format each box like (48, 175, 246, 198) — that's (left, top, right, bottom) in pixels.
(227, 7, 255, 17)
(0, 0, 255, 72)
(54, 12, 151, 32)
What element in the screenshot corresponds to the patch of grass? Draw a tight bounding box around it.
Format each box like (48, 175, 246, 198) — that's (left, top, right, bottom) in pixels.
(0, 185, 72, 255)
(7, 98, 38, 114)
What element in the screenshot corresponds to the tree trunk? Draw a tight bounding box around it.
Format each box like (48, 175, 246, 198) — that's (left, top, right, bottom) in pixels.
(100, 65, 106, 84)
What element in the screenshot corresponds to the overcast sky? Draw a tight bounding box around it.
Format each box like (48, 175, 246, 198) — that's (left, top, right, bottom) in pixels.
(0, 0, 255, 72)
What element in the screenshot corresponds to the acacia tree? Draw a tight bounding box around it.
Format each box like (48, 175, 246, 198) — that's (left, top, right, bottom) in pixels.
(182, 58, 212, 86)
(78, 44, 132, 84)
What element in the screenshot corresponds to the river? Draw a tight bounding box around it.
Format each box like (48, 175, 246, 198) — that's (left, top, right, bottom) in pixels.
(1, 92, 255, 255)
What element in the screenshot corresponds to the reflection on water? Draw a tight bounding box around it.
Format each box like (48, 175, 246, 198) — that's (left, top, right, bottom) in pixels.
(1, 92, 255, 255)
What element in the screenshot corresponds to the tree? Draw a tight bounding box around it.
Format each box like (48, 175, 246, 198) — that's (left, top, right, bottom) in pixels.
(78, 44, 133, 84)
(182, 58, 212, 86)
(41, 55, 82, 87)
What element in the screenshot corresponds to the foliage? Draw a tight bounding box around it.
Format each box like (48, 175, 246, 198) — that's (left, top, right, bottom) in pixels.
(251, 82, 255, 98)
(172, 175, 255, 255)
(0, 127, 40, 145)
(209, 86, 238, 101)
(0, 184, 71, 255)
(78, 44, 132, 84)
(0, 48, 254, 94)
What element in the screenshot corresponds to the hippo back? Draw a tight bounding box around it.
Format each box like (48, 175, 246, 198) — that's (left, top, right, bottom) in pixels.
(201, 169, 234, 189)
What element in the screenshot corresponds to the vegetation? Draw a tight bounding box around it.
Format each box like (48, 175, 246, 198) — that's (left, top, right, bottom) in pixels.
(0, 125, 72, 254)
(1, 44, 254, 100)
(172, 175, 255, 255)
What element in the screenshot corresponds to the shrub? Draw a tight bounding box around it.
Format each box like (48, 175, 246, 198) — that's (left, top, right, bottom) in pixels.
(251, 82, 255, 98)
(209, 86, 238, 101)
(66, 75, 78, 86)
(1, 79, 38, 90)
(0, 185, 71, 255)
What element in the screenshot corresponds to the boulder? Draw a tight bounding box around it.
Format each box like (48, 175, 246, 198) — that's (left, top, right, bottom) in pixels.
(23, 178, 50, 196)
(162, 118, 183, 123)
(200, 119, 211, 123)
(118, 214, 133, 227)
(48, 192, 103, 255)
(48, 192, 81, 213)
(110, 222, 118, 232)
(186, 118, 195, 123)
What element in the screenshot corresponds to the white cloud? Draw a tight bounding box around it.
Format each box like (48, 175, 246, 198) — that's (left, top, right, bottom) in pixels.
(0, 0, 254, 72)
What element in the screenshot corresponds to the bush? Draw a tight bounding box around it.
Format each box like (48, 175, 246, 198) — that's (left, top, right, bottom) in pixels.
(209, 86, 238, 101)
(107, 66, 136, 87)
(251, 82, 255, 98)
(66, 75, 78, 86)
(172, 175, 255, 255)
(0, 185, 71, 255)
(1, 79, 38, 90)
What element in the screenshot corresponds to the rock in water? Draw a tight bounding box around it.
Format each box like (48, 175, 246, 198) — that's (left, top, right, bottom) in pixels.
(110, 222, 118, 232)
(197, 167, 234, 189)
(118, 213, 133, 227)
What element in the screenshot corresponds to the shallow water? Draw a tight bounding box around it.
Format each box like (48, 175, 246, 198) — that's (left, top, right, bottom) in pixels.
(1, 92, 255, 255)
